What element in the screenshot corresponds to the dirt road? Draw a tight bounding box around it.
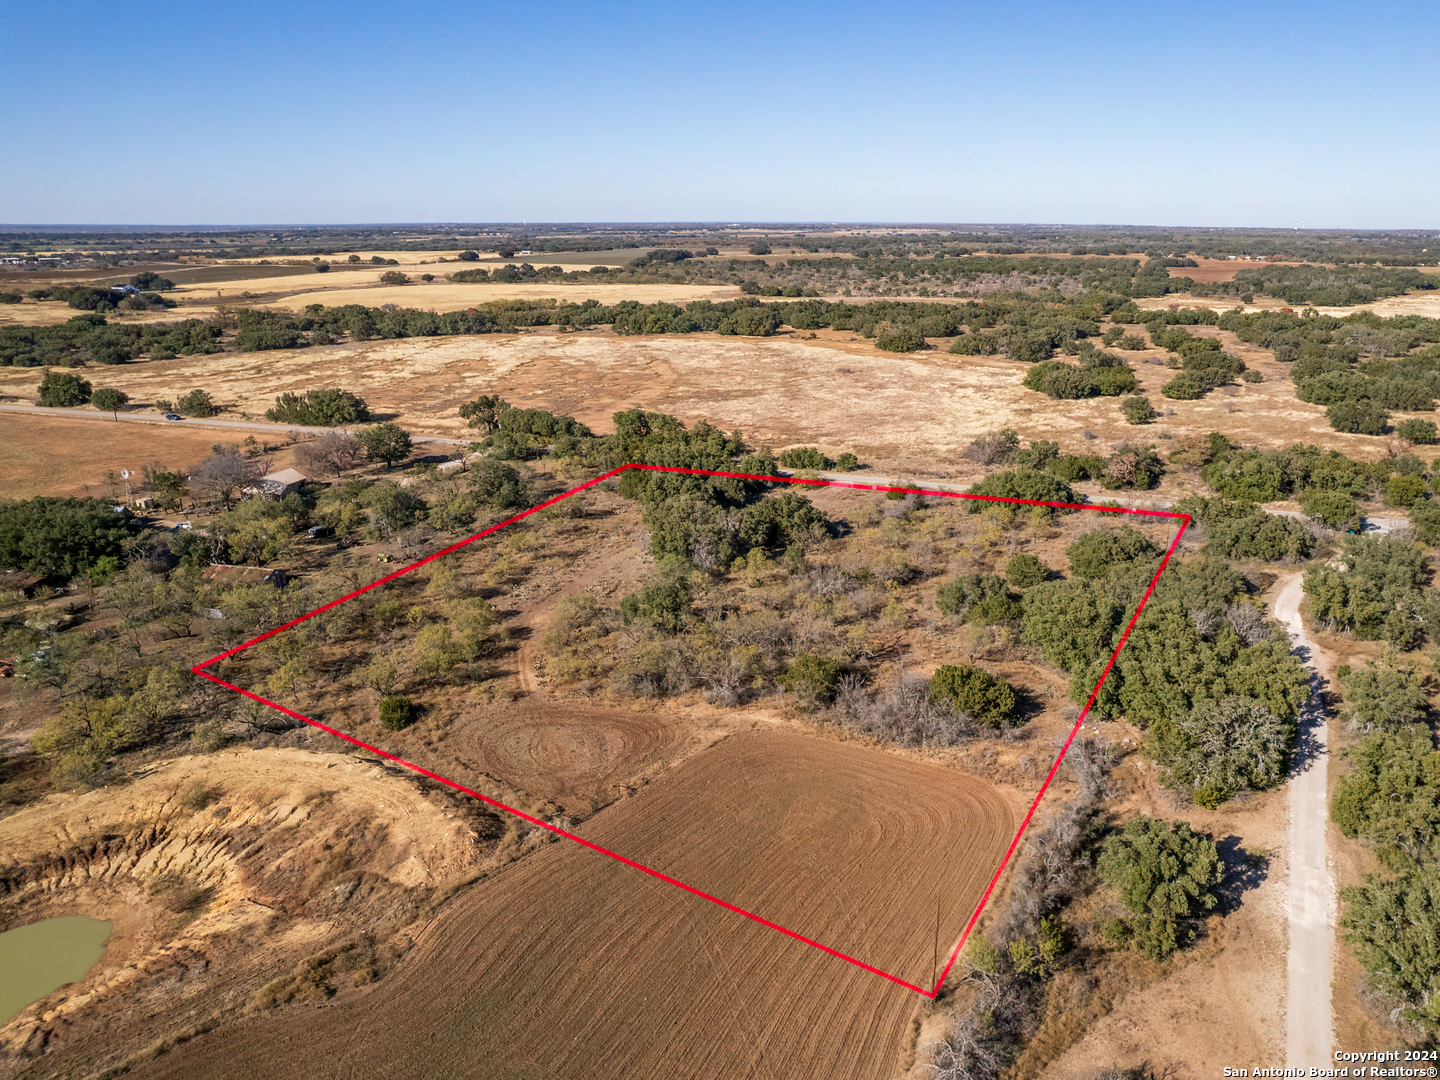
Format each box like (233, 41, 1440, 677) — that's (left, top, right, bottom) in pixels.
(1274, 572, 1334, 1064)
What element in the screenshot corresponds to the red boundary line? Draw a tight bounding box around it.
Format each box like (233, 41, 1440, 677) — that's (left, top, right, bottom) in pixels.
(192, 464, 1189, 998)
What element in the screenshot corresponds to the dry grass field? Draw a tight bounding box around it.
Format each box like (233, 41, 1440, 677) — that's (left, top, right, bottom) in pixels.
(132, 730, 1012, 1080)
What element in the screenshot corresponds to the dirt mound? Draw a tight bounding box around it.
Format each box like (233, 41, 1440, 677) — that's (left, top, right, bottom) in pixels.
(0, 748, 495, 1077)
(134, 730, 1013, 1080)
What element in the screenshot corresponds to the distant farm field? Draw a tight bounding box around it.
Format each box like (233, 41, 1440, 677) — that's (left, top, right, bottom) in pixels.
(139, 729, 1013, 1080)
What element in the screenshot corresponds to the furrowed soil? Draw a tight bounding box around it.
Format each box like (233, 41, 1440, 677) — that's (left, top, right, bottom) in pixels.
(132, 730, 1013, 1080)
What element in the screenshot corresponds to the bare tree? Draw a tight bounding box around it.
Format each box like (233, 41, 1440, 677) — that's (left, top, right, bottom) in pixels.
(295, 431, 365, 477)
(190, 447, 260, 508)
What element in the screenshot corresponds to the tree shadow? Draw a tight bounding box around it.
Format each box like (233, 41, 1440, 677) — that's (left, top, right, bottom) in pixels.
(1214, 834, 1269, 915)
(1286, 657, 1331, 780)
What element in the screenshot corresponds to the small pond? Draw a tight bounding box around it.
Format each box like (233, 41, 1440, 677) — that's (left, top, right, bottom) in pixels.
(0, 916, 112, 1025)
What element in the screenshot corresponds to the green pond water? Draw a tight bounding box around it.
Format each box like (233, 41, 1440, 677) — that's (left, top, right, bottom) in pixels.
(0, 916, 112, 1024)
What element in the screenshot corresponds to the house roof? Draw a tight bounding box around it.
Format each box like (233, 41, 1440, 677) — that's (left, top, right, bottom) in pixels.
(260, 468, 307, 486)
(201, 564, 286, 585)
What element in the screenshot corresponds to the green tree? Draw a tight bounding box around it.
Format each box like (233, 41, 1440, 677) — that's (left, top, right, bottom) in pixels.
(1300, 489, 1362, 531)
(265, 388, 370, 426)
(928, 664, 1018, 727)
(1327, 400, 1389, 436)
(357, 422, 413, 468)
(38, 368, 92, 407)
(0, 496, 136, 578)
(1338, 666, 1429, 732)
(459, 393, 509, 434)
(469, 458, 529, 510)
(747, 240, 772, 255)
(1384, 474, 1428, 509)
(1147, 696, 1293, 806)
(1340, 862, 1440, 1030)
(91, 387, 130, 419)
(1396, 419, 1439, 445)
(177, 388, 219, 417)
(1096, 816, 1221, 960)
(1066, 526, 1160, 579)
(1332, 725, 1440, 864)
(1410, 498, 1440, 544)
(379, 270, 410, 285)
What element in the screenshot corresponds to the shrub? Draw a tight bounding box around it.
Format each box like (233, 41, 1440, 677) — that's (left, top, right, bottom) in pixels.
(1300, 489, 1362, 531)
(1096, 816, 1221, 960)
(1004, 552, 1050, 589)
(835, 452, 860, 471)
(1384, 474, 1429, 509)
(1331, 725, 1440, 863)
(1122, 395, 1158, 424)
(266, 388, 370, 426)
(1327, 400, 1389, 436)
(1240, 369, 1263, 383)
(928, 664, 1017, 728)
(379, 270, 410, 285)
(458, 250, 479, 261)
(1396, 419, 1439, 445)
(1338, 667, 1428, 732)
(937, 572, 1010, 618)
(378, 695, 414, 731)
(778, 446, 830, 470)
(1410, 498, 1440, 544)
(1340, 862, 1440, 1031)
(177, 388, 219, 417)
(747, 241, 771, 256)
(782, 653, 840, 705)
(1066, 526, 1161, 579)
(1024, 361, 1096, 399)
(875, 326, 926, 353)
(1161, 372, 1207, 400)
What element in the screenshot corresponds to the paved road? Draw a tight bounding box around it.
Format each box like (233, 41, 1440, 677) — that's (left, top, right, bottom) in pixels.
(1274, 572, 1335, 1064)
(0, 403, 469, 447)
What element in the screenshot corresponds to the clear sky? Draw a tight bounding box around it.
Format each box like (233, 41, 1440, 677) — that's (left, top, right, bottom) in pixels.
(4, 0, 1435, 227)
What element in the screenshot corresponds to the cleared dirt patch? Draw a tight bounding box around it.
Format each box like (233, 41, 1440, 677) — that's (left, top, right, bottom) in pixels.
(0, 412, 295, 501)
(136, 729, 1012, 1080)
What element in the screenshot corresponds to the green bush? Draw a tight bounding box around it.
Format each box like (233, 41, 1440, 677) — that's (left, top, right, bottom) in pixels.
(1160, 372, 1206, 400)
(937, 572, 1009, 618)
(38, 368, 92, 407)
(1327, 399, 1390, 435)
(834, 452, 860, 472)
(1004, 552, 1050, 589)
(874, 326, 926, 353)
(1066, 526, 1161, 579)
(1145, 696, 1293, 805)
(266, 388, 370, 426)
(1384, 474, 1429, 509)
(1331, 725, 1440, 863)
(1096, 816, 1221, 960)
(1410, 498, 1440, 544)
(1121, 395, 1158, 425)
(1396, 419, 1439, 445)
(1300, 489, 1362, 531)
(1340, 862, 1440, 1031)
(177, 388, 219, 417)
(782, 654, 841, 705)
(1023, 361, 1096, 399)
(778, 446, 830, 470)
(378, 695, 415, 731)
(1337, 667, 1429, 732)
(928, 664, 1018, 727)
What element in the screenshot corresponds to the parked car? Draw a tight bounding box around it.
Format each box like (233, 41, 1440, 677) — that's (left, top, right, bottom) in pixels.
(306, 525, 335, 539)
(164, 413, 182, 421)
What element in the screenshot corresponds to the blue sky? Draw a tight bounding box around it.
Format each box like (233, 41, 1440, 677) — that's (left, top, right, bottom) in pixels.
(4, 0, 1435, 227)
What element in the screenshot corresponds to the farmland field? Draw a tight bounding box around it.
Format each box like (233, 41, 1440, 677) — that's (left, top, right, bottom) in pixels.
(135, 730, 1013, 1080)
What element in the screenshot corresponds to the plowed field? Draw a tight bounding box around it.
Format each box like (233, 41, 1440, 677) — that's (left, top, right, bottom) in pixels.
(137, 730, 1013, 1080)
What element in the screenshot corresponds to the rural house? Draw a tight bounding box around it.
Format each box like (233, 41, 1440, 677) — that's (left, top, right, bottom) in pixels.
(249, 467, 308, 498)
